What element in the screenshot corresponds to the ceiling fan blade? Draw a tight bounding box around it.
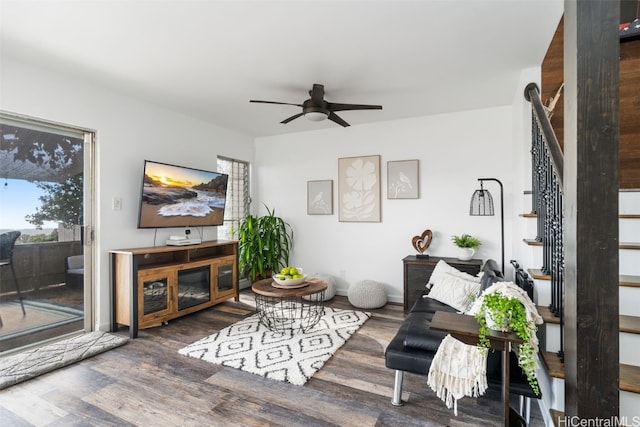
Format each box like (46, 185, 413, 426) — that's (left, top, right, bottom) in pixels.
(328, 112, 350, 127)
(310, 84, 325, 105)
(250, 100, 303, 107)
(327, 102, 383, 112)
(280, 112, 304, 124)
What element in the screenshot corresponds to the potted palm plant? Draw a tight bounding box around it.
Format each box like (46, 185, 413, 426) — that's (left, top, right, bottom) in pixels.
(237, 205, 293, 282)
(451, 233, 481, 260)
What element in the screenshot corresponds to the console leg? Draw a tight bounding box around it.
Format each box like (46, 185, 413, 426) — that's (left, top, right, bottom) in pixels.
(525, 397, 531, 425)
(391, 370, 404, 406)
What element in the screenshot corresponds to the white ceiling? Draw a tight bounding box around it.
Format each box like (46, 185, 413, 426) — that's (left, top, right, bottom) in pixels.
(0, 0, 563, 138)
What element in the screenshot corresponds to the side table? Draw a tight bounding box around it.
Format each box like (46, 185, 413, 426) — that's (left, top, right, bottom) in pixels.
(430, 311, 522, 427)
(252, 278, 327, 334)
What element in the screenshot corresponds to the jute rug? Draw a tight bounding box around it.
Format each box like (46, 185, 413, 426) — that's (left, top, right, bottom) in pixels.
(179, 307, 370, 385)
(0, 331, 128, 389)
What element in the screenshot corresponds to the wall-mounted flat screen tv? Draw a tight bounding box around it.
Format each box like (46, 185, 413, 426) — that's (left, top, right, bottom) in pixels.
(137, 160, 229, 229)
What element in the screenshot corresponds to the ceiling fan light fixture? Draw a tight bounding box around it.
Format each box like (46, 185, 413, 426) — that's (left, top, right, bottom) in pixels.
(304, 111, 328, 122)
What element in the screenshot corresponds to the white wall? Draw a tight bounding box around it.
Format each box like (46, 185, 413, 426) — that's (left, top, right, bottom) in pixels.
(1, 53, 536, 325)
(255, 106, 519, 302)
(0, 56, 255, 330)
(511, 66, 542, 269)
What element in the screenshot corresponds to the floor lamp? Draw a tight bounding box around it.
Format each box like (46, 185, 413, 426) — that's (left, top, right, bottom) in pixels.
(469, 178, 504, 274)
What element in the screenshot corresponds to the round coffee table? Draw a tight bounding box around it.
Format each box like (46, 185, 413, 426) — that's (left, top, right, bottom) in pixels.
(252, 278, 327, 334)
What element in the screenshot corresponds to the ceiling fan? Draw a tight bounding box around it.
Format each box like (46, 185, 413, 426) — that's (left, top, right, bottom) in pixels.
(250, 83, 382, 127)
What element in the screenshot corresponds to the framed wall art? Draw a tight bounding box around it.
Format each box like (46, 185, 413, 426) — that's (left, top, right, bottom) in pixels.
(338, 155, 381, 222)
(387, 159, 419, 199)
(307, 180, 333, 215)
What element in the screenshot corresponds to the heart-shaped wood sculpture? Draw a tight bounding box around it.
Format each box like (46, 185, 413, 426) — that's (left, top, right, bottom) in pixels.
(412, 229, 433, 254)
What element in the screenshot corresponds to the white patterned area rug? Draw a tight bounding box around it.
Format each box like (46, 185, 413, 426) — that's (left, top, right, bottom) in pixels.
(179, 307, 370, 385)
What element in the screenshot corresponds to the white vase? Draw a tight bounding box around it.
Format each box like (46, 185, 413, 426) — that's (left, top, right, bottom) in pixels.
(457, 247, 475, 261)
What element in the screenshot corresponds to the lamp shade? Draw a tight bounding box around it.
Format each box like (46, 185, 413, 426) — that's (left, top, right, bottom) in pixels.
(470, 189, 495, 216)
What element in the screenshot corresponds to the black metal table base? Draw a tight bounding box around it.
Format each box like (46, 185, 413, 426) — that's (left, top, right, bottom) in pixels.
(254, 292, 325, 334)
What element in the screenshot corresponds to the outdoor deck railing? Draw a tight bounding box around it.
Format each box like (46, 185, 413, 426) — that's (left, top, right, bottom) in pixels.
(0, 240, 81, 293)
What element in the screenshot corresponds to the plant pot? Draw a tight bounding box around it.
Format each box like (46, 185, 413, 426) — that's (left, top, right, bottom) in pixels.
(457, 247, 475, 261)
(485, 310, 512, 333)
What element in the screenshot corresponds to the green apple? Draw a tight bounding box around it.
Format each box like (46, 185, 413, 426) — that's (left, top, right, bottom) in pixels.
(289, 267, 298, 276)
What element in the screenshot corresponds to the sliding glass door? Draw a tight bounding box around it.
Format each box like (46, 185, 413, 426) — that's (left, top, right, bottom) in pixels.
(0, 112, 93, 354)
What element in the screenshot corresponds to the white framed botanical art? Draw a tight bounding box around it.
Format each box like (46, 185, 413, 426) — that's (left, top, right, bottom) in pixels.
(387, 159, 419, 199)
(307, 180, 333, 215)
(338, 155, 381, 222)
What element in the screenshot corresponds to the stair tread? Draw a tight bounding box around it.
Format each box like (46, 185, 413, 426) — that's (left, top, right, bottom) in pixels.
(530, 270, 640, 287)
(550, 409, 564, 427)
(538, 307, 640, 333)
(620, 242, 640, 250)
(520, 213, 640, 218)
(541, 351, 565, 378)
(621, 275, 640, 287)
(537, 305, 560, 324)
(621, 315, 640, 334)
(620, 214, 640, 219)
(523, 238, 543, 246)
(541, 351, 640, 394)
(525, 239, 640, 249)
(528, 268, 551, 280)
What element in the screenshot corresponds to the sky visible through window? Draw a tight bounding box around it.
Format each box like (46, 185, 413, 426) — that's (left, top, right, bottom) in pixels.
(0, 179, 57, 230)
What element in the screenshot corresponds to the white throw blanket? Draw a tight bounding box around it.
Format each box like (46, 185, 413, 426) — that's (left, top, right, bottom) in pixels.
(467, 281, 544, 364)
(427, 281, 543, 414)
(427, 334, 487, 415)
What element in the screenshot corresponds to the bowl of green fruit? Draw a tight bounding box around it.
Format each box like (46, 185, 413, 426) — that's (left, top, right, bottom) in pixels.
(272, 266, 307, 287)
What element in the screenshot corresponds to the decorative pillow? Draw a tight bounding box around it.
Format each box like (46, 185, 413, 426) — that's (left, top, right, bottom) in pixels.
(427, 260, 480, 289)
(426, 272, 481, 312)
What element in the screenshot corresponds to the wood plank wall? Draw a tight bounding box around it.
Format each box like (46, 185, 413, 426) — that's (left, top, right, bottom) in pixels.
(541, 15, 640, 189)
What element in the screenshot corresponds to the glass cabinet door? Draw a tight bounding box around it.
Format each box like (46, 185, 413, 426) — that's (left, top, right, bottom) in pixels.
(143, 278, 169, 315)
(214, 255, 236, 300)
(138, 266, 175, 325)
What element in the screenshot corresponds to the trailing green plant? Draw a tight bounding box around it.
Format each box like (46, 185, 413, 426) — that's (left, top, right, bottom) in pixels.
(451, 233, 481, 249)
(475, 292, 539, 396)
(236, 205, 293, 282)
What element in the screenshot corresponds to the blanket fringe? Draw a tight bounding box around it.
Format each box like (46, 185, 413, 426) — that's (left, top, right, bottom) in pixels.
(427, 334, 488, 415)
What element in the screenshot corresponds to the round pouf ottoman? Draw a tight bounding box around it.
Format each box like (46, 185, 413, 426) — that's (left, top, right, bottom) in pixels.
(304, 273, 337, 301)
(348, 280, 387, 309)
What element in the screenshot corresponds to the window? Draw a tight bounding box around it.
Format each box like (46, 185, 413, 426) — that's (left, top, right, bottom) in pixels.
(216, 156, 250, 241)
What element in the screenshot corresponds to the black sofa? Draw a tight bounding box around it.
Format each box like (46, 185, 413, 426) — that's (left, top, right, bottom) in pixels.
(384, 259, 540, 423)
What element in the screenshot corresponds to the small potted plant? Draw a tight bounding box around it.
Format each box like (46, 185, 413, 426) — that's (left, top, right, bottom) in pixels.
(237, 205, 293, 282)
(451, 233, 481, 260)
(474, 291, 540, 396)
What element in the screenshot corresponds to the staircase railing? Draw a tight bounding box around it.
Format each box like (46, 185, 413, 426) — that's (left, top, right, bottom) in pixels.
(524, 82, 565, 360)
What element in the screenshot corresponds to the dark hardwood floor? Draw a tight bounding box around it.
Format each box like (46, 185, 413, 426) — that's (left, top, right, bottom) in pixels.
(0, 289, 545, 426)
